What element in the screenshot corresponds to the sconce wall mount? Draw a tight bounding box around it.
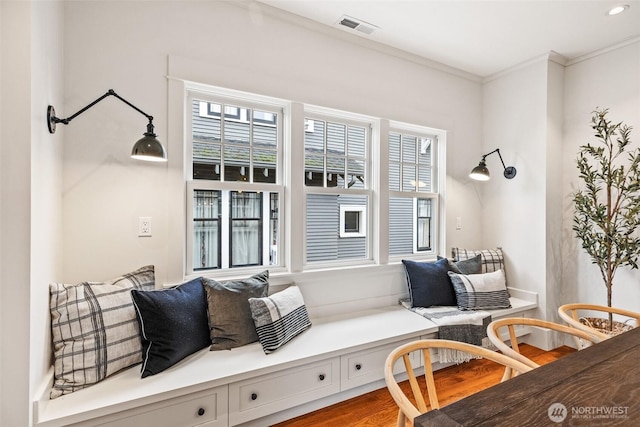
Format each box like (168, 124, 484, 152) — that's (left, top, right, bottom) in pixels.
(469, 148, 516, 181)
(47, 89, 167, 162)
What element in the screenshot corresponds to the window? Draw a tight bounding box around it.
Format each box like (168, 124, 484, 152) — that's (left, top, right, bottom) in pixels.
(416, 198, 432, 251)
(184, 84, 446, 276)
(187, 91, 284, 273)
(303, 118, 366, 189)
(304, 110, 372, 265)
(193, 190, 221, 270)
(388, 127, 440, 256)
(230, 191, 263, 267)
(340, 205, 366, 238)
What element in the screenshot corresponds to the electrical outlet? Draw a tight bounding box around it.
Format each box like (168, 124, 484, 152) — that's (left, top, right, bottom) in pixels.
(138, 217, 152, 237)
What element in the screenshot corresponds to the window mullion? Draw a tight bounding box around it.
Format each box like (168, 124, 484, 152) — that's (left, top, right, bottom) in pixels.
(249, 107, 254, 183)
(288, 102, 305, 272)
(376, 119, 389, 265)
(221, 191, 230, 268)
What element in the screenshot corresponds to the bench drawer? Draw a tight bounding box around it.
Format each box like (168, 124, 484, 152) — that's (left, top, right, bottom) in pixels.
(74, 386, 228, 427)
(229, 358, 340, 425)
(340, 339, 422, 391)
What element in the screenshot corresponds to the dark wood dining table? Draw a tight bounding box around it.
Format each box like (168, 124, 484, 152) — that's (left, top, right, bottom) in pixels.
(415, 326, 640, 426)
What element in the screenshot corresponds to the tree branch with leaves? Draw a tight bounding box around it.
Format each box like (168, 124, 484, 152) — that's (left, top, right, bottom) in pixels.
(572, 108, 640, 329)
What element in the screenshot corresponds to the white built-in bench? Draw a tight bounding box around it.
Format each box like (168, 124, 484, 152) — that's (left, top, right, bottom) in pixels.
(34, 288, 537, 427)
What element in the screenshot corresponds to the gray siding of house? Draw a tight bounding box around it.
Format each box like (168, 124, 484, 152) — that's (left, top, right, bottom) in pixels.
(192, 101, 220, 144)
(306, 194, 367, 262)
(306, 194, 338, 262)
(389, 198, 413, 255)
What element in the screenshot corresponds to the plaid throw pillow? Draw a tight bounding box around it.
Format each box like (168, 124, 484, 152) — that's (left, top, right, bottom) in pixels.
(451, 247, 505, 274)
(249, 286, 311, 354)
(49, 265, 155, 398)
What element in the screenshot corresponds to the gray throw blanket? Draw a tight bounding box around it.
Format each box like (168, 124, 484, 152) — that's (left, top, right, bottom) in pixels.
(401, 300, 493, 364)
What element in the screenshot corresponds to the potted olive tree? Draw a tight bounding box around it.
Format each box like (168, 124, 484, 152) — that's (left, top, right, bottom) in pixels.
(572, 108, 640, 332)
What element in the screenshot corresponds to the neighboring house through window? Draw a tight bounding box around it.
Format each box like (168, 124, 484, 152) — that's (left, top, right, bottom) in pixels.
(304, 109, 373, 265)
(187, 92, 284, 273)
(388, 125, 440, 257)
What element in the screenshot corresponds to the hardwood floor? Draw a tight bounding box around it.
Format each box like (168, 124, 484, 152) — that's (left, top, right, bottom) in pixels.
(272, 344, 575, 427)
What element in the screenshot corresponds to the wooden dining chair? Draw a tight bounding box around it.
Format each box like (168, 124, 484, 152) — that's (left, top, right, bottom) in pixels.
(383, 339, 533, 427)
(558, 303, 640, 341)
(487, 317, 602, 379)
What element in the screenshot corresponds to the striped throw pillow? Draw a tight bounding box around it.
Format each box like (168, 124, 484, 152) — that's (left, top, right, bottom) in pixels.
(448, 269, 511, 310)
(249, 285, 312, 354)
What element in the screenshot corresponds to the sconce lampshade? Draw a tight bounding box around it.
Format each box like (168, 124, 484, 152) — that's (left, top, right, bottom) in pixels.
(469, 160, 490, 181)
(131, 134, 167, 162)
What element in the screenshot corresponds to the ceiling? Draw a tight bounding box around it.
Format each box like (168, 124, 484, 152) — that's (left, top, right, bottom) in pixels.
(256, 0, 640, 77)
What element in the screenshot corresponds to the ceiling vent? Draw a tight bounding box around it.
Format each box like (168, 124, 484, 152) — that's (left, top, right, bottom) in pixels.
(337, 15, 378, 35)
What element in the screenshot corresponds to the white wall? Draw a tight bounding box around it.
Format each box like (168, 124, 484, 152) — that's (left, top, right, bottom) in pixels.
(481, 55, 571, 348)
(1, 2, 33, 425)
(481, 57, 552, 315)
(1, 1, 64, 425)
(60, 1, 484, 301)
(545, 59, 566, 322)
(0, 2, 4, 419)
(1, 1, 3, 416)
(562, 40, 640, 312)
(31, 0, 65, 412)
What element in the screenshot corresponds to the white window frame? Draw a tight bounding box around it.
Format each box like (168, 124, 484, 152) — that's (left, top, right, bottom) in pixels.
(185, 85, 288, 277)
(339, 204, 367, 238)
(303, 105, 376, 269)
(388, 121, 446, 261)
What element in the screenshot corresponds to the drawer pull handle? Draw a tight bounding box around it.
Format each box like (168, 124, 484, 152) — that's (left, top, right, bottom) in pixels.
(197, 408, 205, 416)
(251, 393, 258, 401)
(355, 363, 362, 371)
(319, 374, 325, 381)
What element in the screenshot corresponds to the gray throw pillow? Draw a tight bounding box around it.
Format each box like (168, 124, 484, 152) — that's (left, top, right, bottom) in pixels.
(438, 254, 483, 275)
(203, 270, 269, 350)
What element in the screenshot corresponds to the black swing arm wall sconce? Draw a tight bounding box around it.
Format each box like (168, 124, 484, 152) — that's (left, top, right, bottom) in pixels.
(469, 148, 516, 181)
(47, 89, 167, 162)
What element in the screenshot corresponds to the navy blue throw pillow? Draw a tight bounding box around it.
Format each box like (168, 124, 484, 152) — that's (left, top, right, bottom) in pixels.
(402, 258, 456, 307)
(131, 277, 210, 378)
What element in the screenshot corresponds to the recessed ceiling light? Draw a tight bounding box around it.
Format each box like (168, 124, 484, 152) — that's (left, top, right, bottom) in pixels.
(608, 4, 630, 15)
